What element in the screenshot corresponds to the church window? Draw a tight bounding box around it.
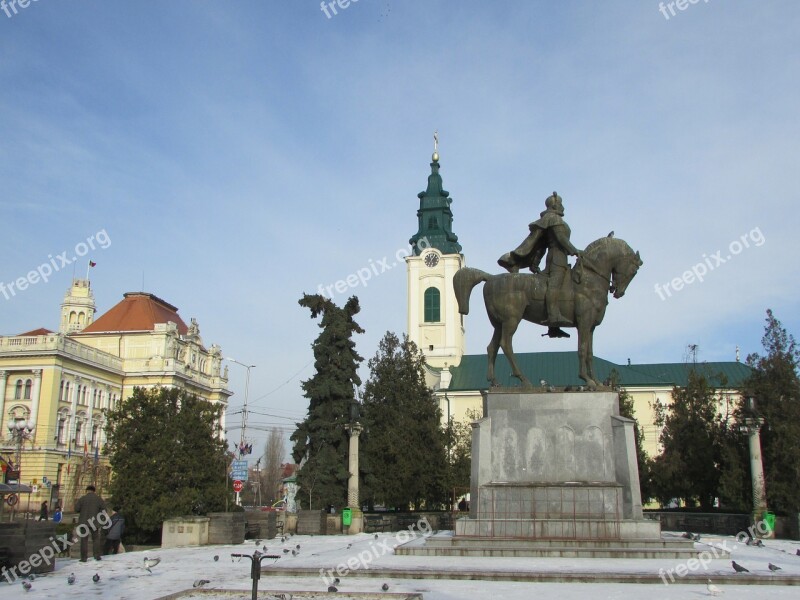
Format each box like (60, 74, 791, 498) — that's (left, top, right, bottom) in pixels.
(24, 379, 32, 399)
(424, 287, 441, 323)
(14, 379, 22, 399)
(427, 216, 439, 230)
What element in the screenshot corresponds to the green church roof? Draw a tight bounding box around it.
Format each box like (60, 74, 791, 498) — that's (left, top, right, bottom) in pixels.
(446, 352, 752, 391)
(409, 154, 462, 256)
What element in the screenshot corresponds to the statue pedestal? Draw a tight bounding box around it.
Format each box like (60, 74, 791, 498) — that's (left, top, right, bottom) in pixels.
(458, 389, 657, 539)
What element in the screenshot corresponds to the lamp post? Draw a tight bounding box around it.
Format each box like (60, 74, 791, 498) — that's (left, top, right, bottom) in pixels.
(739, 397, 769, 536)
(7, 419, 35, 520)
(225, 357, 255, 506)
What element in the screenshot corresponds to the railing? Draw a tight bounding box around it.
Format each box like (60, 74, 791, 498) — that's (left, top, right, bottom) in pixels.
(0, 335, 124, 371)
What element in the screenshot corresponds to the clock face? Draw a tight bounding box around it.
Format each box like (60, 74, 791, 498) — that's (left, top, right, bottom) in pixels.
(424, 252, 440, 268)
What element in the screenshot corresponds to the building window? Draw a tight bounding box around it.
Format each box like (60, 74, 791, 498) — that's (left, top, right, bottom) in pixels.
(14, 379, 22, 399)
(24, 379, 32, 399)
(424, 287, 441, 323)
(56, 412, 68, 445)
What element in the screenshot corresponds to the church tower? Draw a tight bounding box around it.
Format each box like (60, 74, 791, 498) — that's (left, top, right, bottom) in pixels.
(407, 137, 465, 371)
(60, 279, 96, 333)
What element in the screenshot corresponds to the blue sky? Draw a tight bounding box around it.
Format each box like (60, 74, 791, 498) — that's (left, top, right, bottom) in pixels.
(1, 1, 798, 452)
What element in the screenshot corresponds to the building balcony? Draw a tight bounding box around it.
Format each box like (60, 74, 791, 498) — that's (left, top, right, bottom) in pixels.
(0, 334, 124, 372)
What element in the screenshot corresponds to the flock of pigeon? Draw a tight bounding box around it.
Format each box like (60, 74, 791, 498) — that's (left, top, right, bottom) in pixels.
(680, 530, 798, 597)
(15, 530, 800, 594)
(20, 556, 162, 592)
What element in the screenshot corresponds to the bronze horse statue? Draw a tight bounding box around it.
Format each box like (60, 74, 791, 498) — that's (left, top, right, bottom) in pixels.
(454, 235, 642, 388)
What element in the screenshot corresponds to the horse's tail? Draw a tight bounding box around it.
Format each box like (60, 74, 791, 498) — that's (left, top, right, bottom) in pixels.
(453, 267, 490, 315)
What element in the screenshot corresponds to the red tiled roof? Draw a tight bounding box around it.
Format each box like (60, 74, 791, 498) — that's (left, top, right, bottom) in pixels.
(80, 292, 188, 334)
(18, 328, 55, 337)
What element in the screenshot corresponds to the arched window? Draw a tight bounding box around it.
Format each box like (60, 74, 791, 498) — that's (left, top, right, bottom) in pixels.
(64, 381, 71, 402)
(69, 311, 77, 324)
(59, 380, 65, 402)
(14, 379, 23, 399)
(78, 312, 86, 326)
(56, 410, 69, 445)
(23, 379, 32, 399)
(424, 287, 441, 323)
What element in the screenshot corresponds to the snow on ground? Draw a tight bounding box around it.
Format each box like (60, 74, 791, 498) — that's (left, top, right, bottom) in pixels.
(4, 530, 800, 599)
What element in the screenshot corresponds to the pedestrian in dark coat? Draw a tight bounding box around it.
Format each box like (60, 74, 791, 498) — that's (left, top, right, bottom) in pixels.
(74, 485, 108, 561)
(103, 507, 125, 555)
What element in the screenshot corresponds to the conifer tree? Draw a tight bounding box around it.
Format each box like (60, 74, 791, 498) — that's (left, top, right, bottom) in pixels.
(742, 310, 800, 513)
(291, 294, 363, 510)
(105, 387, 229, 542)
(360, 332, 448, 510)
(650, 370, 729, 510)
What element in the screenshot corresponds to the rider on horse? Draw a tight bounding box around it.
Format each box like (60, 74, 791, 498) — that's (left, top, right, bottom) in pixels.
(497, 192, 584, 338)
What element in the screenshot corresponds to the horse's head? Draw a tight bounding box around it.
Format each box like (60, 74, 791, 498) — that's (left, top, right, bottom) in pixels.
(610, 248, 643, 298)
(584, 237, 643, 299)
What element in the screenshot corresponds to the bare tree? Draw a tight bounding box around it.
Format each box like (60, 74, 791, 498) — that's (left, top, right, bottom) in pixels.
(262, 428, 285, 505)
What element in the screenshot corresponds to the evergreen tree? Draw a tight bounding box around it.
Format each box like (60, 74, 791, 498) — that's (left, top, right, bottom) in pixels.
(360, 332, 448, 510)
(444, 408, 481, 498)
(742, 310, 800, 513)
(650, 370, 729, 510)
(291, 294, 363, 510)
(105, 387, 229, 542)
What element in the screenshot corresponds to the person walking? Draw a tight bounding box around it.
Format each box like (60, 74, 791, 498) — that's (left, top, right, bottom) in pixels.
(38, 501, 48, 521)
(103, 507, 125, 555)
(74, 485, 107, 562)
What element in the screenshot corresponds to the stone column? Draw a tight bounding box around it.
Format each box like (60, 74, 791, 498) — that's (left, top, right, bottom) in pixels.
(746, 418, 770, 536)
(0, 371, 7, 430)
(344, 422, 363, 534)
(29, 369, 42, 428)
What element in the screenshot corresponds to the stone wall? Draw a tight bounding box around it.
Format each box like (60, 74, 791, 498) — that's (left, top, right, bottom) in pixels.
(0, 521, 57, 579)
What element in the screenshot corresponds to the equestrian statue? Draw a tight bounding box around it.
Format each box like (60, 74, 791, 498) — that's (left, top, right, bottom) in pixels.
(454, 192, 642, 389)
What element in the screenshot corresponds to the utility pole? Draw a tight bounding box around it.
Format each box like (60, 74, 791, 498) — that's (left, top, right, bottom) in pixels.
(225, 357, 255, 506)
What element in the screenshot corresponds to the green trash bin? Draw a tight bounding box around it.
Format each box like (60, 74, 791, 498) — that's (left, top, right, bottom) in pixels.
(762, 511, 776, 534)
(342, 507, 352, 527)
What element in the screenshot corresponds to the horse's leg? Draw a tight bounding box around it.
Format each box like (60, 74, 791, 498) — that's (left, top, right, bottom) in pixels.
(486, 324, 502, 387)
(587, 326, 598, 384)
(577, 322, 599, 389)
(499, 317, 532, 387)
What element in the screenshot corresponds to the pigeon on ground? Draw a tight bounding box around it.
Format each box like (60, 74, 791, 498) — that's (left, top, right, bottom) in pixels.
(27, 574, 35, 581)
(144, 556, 161, 573)
(334, 577, 340, 584)
(67, 573, 76, 585)
(374, 534, 379, 539)
(213, 555, 219, 562)
(755, 539, 764, 547)
(193, 579, 211, 588)
(255, 539, 261, 545)
(283, 548, 290, 554)
(347, 543, 352, 549)
(328, 585, 338, 592)
(768, 563, 782, 572)
(797, 549, 800, 556)
(732, 561, 749, 573)
(382, 583, 389, 591)
(92, 573, 100, 583)
(281, 536, 286, 542)
(292, 549, 298, 556)
(706, 579, 723, 596)
(296, 544, 301, 550)
(682, 532, 693, 539)
(22, 580, 32, 591)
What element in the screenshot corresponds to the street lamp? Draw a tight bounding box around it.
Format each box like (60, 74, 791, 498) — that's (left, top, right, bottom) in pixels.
(225, 357, 255, 506)
(6, 419, 35, 520)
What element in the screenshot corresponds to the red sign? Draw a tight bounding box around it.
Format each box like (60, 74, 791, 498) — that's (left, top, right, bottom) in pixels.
(232, 480, 244, 493)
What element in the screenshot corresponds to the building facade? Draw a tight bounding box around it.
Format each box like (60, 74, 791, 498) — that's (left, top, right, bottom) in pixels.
(0, 280, 231, 513)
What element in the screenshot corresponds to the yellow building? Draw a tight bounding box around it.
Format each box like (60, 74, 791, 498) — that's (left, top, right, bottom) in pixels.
(0, 280, 231, 513)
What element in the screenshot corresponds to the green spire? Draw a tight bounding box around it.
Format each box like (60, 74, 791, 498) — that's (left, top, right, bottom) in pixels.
(409, 151, 462, 256)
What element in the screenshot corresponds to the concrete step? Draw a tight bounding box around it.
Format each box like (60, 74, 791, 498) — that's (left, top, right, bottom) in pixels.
(425, 537, 695, 550)
(395, 544, 704, 559)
